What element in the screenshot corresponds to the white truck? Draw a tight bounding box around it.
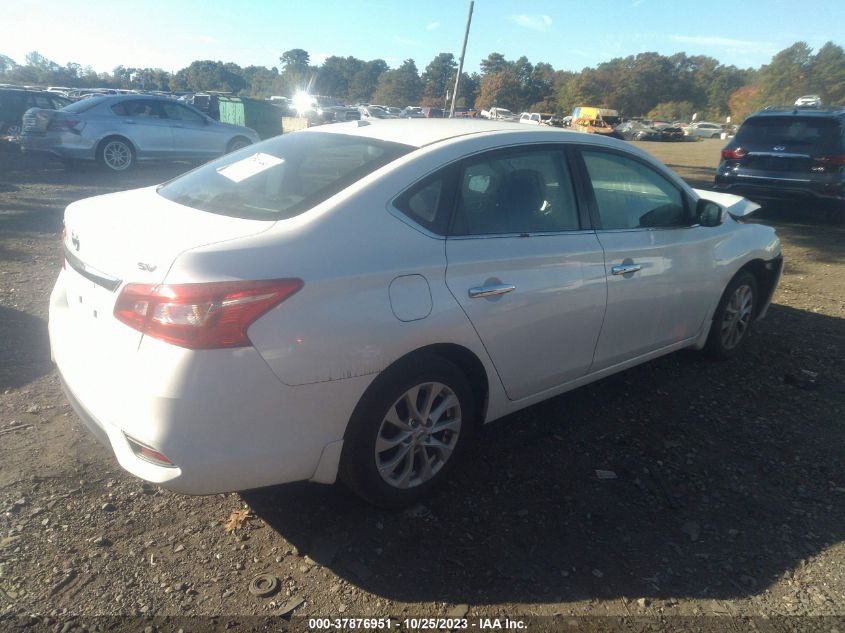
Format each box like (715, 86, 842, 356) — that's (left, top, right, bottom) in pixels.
(480, 107, 518, 121)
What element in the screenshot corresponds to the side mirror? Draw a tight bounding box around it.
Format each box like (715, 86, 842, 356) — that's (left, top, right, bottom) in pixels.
(696, 198, 724, 227)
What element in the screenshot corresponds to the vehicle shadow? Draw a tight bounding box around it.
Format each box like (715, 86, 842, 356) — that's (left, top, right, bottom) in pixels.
(0, 305, 52, 390)
(244, 303, 845, 605)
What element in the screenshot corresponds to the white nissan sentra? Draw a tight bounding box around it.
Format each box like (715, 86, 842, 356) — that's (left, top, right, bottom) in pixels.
(50, 119, 782, 506)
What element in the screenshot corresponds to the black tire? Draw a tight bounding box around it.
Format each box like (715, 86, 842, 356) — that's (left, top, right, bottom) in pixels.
(2, 122, 21, 137)
(340, 355, 475, 507)
(97, 136, 135, 171)
(704, 271, 758, 359)
(711, 133, 720, 139)
(227, 137, 252, 153)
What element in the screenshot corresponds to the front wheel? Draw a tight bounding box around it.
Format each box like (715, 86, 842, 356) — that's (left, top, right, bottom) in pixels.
(704, 272, 758, 359)
(340, 356, 475, 507)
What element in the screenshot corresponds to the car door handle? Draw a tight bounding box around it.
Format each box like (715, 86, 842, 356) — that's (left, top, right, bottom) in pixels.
(125, 120, 136, 124)
(172, 124, 184, 128)
(611, 264, 642, 275)
(468, 283, 516, 298)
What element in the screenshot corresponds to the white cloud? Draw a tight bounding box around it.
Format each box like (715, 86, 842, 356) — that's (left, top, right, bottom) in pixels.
(426, 21, 441, 31)
(632, 0, 645, 7)
(506, 14, 552, 32)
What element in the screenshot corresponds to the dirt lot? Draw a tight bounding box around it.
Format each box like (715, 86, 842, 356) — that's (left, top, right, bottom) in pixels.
(0, 138, 843, 631)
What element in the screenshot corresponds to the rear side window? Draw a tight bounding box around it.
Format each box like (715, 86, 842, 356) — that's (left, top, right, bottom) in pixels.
(62, 96, 107, 114)
(394, 174, 453, 235)
(736, 116, 843, 150)
(157, 132, 413, 220)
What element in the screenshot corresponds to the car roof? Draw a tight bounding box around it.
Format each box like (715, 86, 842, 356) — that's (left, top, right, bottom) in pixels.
(752, 106, 845, 118)
(303, 118, 584, 148)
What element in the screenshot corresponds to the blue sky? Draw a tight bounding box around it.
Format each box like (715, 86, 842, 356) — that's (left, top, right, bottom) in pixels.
(5, 0, 845, 74)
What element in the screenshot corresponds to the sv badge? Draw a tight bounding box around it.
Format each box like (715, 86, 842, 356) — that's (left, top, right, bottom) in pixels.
(137, 262, 158, 272)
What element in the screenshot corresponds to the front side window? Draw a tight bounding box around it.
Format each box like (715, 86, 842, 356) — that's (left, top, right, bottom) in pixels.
(451, 148, 580, 235)
(157, 132, 413, 220)
(582, 150, 687, 230)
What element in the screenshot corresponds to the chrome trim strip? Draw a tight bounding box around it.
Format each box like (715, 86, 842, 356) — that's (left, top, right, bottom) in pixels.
(63, 245, 122, 292)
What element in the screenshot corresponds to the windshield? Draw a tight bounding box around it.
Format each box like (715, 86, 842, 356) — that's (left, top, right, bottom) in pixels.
(157, 132, 414, 220)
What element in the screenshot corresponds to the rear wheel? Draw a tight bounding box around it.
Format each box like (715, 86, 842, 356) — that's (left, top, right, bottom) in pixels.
(340, 356, 475, 507)
(227, 137, 252, 153)
(97, 137, 134, 171)
(704, 272, 758, 359)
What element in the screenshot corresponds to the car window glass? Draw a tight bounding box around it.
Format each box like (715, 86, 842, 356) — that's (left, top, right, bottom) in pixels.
(158, 132, 413, 220)
(162, 102, 206, 124)
(33, 95, 52, 108)
(582, 151, 686, 229)
(394, 176, 448, 233)
(451, 149, 579, 235)
(736, 116, 841, 151)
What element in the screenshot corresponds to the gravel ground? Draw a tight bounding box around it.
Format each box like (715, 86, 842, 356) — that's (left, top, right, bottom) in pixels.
(0, 138, 843, 631)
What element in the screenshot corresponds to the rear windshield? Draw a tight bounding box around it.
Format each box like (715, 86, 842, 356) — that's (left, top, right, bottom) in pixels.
(62, 96, 108, 113)
(157, 132, 414, 220)
(736, 116, 843, 149)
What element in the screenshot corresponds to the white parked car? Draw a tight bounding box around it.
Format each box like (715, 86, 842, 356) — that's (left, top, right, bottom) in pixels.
(51, 120, 782, 506)
(688, 121, 724, 138)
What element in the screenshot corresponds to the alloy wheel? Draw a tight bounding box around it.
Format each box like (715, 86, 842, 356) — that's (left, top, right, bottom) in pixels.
(720, 284, 753, 350)
(374, 381, 462, 489)
(102, 140, 132, 171)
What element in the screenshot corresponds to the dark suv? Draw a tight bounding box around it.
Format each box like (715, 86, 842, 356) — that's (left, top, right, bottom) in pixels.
(714, 106, 845, 220)
(0, 88, 71, 138)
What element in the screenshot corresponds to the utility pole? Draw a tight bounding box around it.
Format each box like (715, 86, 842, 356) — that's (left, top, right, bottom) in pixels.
(449, 0, 474, 118)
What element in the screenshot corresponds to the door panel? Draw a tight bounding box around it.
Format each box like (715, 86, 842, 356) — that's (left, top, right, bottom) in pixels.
(592, 228, 718, 369)
(162, 102, 222, 158)
(444, 146, 606, 401)
(446, 235, 607, 400)
(113, 100, 173, 157)
(579, 149, 718, 369)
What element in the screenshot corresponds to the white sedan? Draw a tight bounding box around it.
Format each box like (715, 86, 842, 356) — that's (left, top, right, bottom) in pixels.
(50, 120, 782, 507)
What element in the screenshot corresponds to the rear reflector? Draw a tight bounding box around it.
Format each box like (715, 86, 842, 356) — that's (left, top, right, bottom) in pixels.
(125, 435, 175, 467)
(114, 279, 303, 349)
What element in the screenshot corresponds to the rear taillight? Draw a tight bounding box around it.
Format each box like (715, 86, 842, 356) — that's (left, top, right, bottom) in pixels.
(47, 118, 82, 133)
(113, 279, 303, 349)
(814, 154, 845, 165)
(721, 147, 747, 160)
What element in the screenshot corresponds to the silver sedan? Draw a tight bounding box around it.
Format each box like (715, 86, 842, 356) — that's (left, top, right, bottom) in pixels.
(21, 95, 260, 171)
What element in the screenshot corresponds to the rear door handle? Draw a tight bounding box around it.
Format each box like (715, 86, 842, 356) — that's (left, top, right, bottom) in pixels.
(468, 283, 516, 298)
(611, 264, 642, 275)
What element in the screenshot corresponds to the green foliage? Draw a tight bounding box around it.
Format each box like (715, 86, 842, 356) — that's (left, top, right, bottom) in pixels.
(421, 53, 457, 107)
(648, 101, 695, 121)
(372, 59, 422, 106)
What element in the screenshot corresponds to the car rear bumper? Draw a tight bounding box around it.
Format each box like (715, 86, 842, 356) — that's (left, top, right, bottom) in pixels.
(21, 132, 96, 160)
(49, 268, 370, 494)
(714, 175, 845, 203)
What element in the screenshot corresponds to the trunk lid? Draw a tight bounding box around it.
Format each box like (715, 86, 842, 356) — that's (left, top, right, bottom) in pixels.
(61, 186, 275, 332)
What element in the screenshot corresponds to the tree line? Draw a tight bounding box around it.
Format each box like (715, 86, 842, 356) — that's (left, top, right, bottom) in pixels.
(2, 41, 845, 121)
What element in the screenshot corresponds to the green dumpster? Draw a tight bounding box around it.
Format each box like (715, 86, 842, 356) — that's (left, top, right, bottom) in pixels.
(217, 96, 283, 140)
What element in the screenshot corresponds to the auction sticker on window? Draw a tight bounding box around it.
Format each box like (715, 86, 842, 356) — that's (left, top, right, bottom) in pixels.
(217, 152, 283, 183)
